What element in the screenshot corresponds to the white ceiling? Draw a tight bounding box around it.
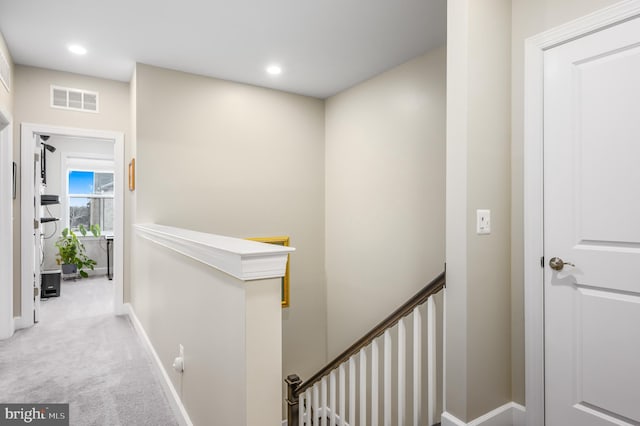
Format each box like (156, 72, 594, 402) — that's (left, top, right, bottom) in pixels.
(0, 0, 446, 99)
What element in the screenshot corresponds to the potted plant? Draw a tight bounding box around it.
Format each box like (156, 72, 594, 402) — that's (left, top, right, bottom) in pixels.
(55, 225, 100, 278)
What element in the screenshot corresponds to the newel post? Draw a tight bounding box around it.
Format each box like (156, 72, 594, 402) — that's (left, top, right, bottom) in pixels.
(285, 374, 302, 426)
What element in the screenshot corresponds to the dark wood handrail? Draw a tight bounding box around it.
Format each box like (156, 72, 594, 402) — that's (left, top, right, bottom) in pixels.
(294, 270, 445, 396)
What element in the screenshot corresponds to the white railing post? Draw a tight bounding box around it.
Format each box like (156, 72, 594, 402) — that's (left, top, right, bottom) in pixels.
(360, 348, 367, 426)
(313, 383, 320, 425)
(413, 306, 422, 426)
(398, 318, 407, 425)
(349, 357, 356, 425)
(371, 339, 379, 426)
(321, 377, 328, 426)
(305, 388, 312, 425)
(339, 364, 346, 426)
(330, 371, 337, 425)
(384, 330, 392, 426)
(427, 296, 437, 426)
(299, 394, 305, 426)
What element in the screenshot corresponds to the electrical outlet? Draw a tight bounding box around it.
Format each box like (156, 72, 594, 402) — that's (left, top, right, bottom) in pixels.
(476, 209, 491, 235)
(173, 344, 185, 373)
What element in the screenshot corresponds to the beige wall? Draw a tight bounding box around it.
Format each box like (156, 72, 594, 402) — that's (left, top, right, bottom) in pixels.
(0, 31, 14, 340)
(1, 31, 14, 318)
(0, 32, 13, 114)
(325, 47, 446, 357)
(12, 66, 130, 315)
(509, 0, 621, 406)
(132, 233, 282, 426)
(445, 0, 469, 416)
(446, 0, 512, 422)
(132, 63, 327, 416)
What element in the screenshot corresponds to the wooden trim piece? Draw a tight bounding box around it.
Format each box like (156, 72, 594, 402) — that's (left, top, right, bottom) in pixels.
(128, 158, 135, 191)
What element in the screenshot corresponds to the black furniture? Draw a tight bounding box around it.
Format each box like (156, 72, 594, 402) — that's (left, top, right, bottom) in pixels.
(41, 270, 61, 298)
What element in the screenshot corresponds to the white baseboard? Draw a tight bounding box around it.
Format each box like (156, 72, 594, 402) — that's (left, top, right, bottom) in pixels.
(442, 402, 526, 426)
(512, 403, 526, 426)
(122, 303, 193, 426)
(14, 315, 30, 330)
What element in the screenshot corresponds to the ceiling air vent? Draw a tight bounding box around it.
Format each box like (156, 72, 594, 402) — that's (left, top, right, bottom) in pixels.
(0, 49, 10, 92)
(50, 85, 99, 113)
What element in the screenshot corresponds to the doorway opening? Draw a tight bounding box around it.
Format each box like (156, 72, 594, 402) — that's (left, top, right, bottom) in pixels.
(18, 124, 124, 330)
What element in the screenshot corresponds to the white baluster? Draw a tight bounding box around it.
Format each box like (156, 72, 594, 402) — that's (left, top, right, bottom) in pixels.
(306, 388, 312, 426)
(384, 330, 392, 426)
(321, 377, 328, 426)
(413, 306, 422, 426)
(349, 357, 356, 425)
(398, 318, 406, 426)
(339, 364, 346, 426)
(313, 383, 320, 425)
(359, 348, 367, 426)
(371, 339, 379, 426)
(299, 394, 305, 426)
(330, 371, 337, 425)
(427, 296, 436, 426)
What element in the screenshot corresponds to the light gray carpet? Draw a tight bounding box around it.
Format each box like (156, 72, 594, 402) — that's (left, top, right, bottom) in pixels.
(0, 277, 182, 426)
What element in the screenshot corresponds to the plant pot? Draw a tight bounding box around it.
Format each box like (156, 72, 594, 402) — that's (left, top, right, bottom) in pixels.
(61, 263, 77, 275)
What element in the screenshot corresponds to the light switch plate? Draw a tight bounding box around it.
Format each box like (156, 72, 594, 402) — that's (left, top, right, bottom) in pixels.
(477, 209, 491, 235)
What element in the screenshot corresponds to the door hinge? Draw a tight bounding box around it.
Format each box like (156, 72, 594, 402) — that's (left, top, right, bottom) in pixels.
(34, 287, 39, 298)
(540, 256, 544, 268)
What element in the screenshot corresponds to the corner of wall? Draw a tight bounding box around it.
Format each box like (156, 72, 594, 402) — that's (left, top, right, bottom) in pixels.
(446, 0, 513, 421)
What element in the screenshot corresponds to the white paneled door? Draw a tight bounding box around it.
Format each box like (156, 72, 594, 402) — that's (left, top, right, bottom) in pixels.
(544, 16, 640, 426)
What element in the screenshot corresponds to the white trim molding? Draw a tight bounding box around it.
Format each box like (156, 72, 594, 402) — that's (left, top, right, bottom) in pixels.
(0, 106, 13, 339)
(523, 2, 640, 425)
(442, 402, 526, 426)
(134, 223, 295, 281)
(124, 303, 192, 426)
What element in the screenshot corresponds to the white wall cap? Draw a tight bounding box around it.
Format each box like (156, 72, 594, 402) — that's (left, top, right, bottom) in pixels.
(134, 223, 294, 281)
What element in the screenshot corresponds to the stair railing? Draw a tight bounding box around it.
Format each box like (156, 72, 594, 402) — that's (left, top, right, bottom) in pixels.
(286, 270, 446, 426)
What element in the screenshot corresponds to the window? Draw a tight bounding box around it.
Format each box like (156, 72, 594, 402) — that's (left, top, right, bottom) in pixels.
(68, 170, 114, 233)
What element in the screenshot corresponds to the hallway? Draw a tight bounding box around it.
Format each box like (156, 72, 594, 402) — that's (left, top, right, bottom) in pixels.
(0, 277, 182, 426)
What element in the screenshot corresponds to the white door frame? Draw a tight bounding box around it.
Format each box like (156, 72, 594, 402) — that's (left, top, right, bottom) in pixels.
(523, 1, 640, 425)
(17, 123, 125, 329)
(0, 106, 13, 339)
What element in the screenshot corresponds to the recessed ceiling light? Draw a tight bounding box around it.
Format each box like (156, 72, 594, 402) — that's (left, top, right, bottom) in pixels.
(266, 65, 282, 75)
(68, 44, 87, 55)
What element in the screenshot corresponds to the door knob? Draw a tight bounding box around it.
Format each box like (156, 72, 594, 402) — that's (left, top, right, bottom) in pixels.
(549, 257, 575, 271)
